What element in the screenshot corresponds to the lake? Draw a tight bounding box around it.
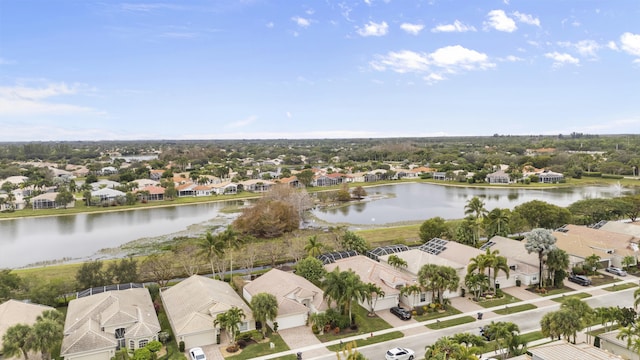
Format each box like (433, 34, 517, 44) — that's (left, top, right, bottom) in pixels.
(0, 182, 632, 268)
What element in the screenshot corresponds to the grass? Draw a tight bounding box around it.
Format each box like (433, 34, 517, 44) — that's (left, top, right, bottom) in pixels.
(493, 303, 537, 315)
(316, 306, 392, 342)
(355, 224, 421, 246)
(326, 331, 404, 352)
(603, 282, 638, 292)
(425, 315, 476, 329)
(157, 309, 187, 360)
(477, 294, 522, 308)
(413, 307, 462, 322)
(551, 293, 592, 303)
(225, 334, 291, 360)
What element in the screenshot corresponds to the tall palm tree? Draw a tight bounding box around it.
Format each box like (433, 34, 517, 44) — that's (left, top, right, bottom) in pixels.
(30, 318, 63, 360)
(465, 196, 487, 245)
(323, 267, 347, 311)
(400, 284, 422, 308)
(524, 228, 557, 289)
(214, 307, 246, 345)
(304, 235, 324, 257)
(485, 208, 511, 238)
(1, 324, 33, 360)
(545, 248, 569, 287)
(363, 283, 385, 316)
(464, 272, 489, 300)
(250, 293, 279, 338)
(198, 231, 225, 279)
(617, 325, 640, 355)
(485, 321, 520, 359)
(219, 226, 243, 281)
(486, 249, 510, 290)
(387, 254, 408, 270)
(467, 252, 489, 278)
(341, 271, 367, 324)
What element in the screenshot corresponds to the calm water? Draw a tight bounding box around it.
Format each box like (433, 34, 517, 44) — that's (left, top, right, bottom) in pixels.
(0, 183, 632, 268)
(311, 182, 633, 225)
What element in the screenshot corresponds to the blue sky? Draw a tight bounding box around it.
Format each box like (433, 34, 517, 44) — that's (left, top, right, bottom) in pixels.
(1, 1, 639, 141)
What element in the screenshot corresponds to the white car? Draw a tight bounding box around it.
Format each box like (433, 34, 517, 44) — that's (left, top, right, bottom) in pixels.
(385, 347, 415, 360)
(189, 347, 206, 360)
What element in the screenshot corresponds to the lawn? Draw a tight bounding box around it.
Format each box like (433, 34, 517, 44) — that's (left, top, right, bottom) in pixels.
(225, 333, 292, 360)
(316, 306, 393, 342)
(477, 294, 522, 308)
(413, 307, 462, 322)
(355, 224, 421, 246)
(326, 331, 404, 352)
(603, 282, 638, 292)
(551, 293, 592, 303)
(157, 310, 187, 360)
(425, 315, 476, 330)
(493, 304, 537, 315)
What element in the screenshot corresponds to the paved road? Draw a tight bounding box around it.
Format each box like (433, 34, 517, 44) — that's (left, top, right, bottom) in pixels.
(253, 278, 637, 360)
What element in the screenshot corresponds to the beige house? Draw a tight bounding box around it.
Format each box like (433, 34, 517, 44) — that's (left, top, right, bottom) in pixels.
(0, 300, 55, 360)
(61, 288, 160, 360)
(485, 236, 541, 287)
(242, 268, 328, 330)
(509, 341, 624, 360)
(160, 275, 255, 349)
(553, 224, 639, 269)
(598, 330, 638, 360)
(325, 255, 415, 311)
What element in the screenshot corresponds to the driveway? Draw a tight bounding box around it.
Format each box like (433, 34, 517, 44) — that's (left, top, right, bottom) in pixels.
(375, 308, 423, 336)
(278, 327, 332, 359)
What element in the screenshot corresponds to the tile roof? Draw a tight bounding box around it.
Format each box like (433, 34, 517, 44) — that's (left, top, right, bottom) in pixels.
(160, 275, 253, 337)
(553, 224, 636, 259)
(528, 341, 623, 360)
(0, 300, 54, 344)
(243, 269, 328, 316)
(325, 255, 415, 295)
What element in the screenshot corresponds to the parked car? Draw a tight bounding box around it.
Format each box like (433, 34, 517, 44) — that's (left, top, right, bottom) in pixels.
(189, 348, 206, 360)
(568, 274, 592, 286)
(606, 266, 628, 276)
(390, 306, 412, 320)
(385, 347, 415, 360)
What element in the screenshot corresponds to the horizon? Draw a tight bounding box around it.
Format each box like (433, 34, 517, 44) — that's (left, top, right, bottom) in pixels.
(1, 1, 639, 141)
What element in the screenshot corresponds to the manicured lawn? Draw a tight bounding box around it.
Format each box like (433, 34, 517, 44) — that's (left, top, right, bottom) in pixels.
(316, 306, 392, 342)
(157, 310, 187, 360)
(551, 293, 592, 303)
(413, 307, 462, 322)
(355, 224, 421, 246)
(477, 294, 521, 308)
(603, 282, 638, 292)
(493, 303, 537, 315)
(326, 331, 404, 352)
(425, 315, 476, 329)
(226, 334, 291, 360)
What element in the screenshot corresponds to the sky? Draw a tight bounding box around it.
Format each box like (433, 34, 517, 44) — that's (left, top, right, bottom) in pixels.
(1, 1, 640, 142)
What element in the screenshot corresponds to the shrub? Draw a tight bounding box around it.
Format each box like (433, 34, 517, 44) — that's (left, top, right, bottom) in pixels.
(311, 324, 320, 334)
(179, 341, 185, 352)
(226, 345, 239, 353)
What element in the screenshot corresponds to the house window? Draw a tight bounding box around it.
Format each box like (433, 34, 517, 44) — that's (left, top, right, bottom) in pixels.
(129, 340, 135, 350)
(238, 321, 248, 332)
(420, 293, 426, 302)
(115, 328, 126, 350)
(139, 340, 148, 348)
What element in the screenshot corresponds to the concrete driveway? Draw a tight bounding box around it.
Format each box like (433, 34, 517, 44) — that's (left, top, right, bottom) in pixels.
(278, 327, 332, 359)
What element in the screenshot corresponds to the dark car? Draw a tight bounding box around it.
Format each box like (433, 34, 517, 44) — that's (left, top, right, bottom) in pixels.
(568, 274, 591, 286)
(606, 266, 628, 276)
(390, 306, 412, 320)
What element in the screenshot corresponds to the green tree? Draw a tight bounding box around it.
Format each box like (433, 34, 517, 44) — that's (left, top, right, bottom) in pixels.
(351, 186, 367, 200)
(304, 235, 324, 257)
(340, 231, 369, 254)
(295, 256, 326, 285)
(0, 269, 22, 302)
(524, 228, 557, 289)
(387, 254, 407, 270)
(54, 187, 74, 209)
(250, 293, 279, 338)
(1, 324, 33, 360)
(464, 196, 488, 246)
(513, 200, 572, 230)
(296, 169, 314, 187)
(214, 307, 246, 345)
(198, 231, 225, 279)
(545, 248, 569, 288)
(464, 272, 489, 300)
(584, 254, 601, 274)
(485, 321, 520, 359)
(75, 260, 106, 290)
(30, 316, 63, 360)
(233, 199, 299, 238)
(363, 283, 385, 316)
(622, 255, 636, 270)
(484, 208, 511, 238)
(106, 257, 139, 284)
(419, 217, 449, 242)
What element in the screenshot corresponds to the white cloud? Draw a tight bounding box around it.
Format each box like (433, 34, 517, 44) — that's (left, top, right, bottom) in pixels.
(286, 112, 292, 119)
(291, 16, 311, 28)
(620, 32, 640, 57)
(400, 23, 425, 35)
(484, 10, 517, 32)
(574, 40, 600, 57)
(544, 52, 580, 67)
(357, 21, 389, 37)
(607, 41, 618, 51)
(0, 82, 99, 116)
(266, 22, 274, 29)
(370, 45, 495, 83)
(431, 20, 476, 33)
(512, 11, 540, 26)
(225, 115, 257, 128)
(503, 55, 523, 62)
(120, 3, 185, 12)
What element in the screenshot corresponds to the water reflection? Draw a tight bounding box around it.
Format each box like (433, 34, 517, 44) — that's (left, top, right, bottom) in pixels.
(56, 215, 77, 234)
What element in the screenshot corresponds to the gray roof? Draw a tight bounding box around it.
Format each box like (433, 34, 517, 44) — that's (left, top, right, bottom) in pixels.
(0, 300, 54, 346)
(528, 341, 623, 360)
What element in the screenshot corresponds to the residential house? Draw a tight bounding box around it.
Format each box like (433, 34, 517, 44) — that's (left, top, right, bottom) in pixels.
(324, 255, 415, 311)
(242, 268, 328, 330)
(149, 170, 164, 181)
(211, 181, 238, 195)
(160, 275, 255, 349)
(91, 179, 122, 190)
(135, 185, 165, 201)
(553, 224, 639, 269)
(176, 182, 197, 197)
(238, 179, 273, 192)
(100, 166, 118, 175)
(378, 239, 490, 307)
(598, 221, 640, 238)
(91, 188, 126, 204)
(0, 176, 28, 188)
(130, 179, 160, 188)
(485, 170, 511, 184)
(537, 170, 564, 183)
(0, 300, 55, 360)
(61, 288, 160, 360)
(432, 172, 448, 181)
(31, 192, 75, 209)
(277, 176, 300, 188)
(509, 340, 623, 360)
(597, 330, 637, 359)
(482, 236, 540, 287)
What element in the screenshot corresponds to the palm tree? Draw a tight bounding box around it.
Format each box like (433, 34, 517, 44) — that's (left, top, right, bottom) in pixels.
(214, 307, 246, 345)
(524, 228, 557, 289)
(467, 252, 489, 278)
(387, 254, 408, 270)
(464, 272, 489, 300)
(363, 283, 385, 316)
(219, 226, 243, 281)
(1, 324, 33, 360)
(29, 318, 63, 360)
(250, 293, 279, 338)
(304, 235, 324, 257)
(341, 270, 367, 324)
(545, 248, 569, 288)
(617, 325, 640, 355)
(198, 231, 225, 279)
(465, 196, 487, 245)
(400, 284, 422, 309)
(485, 321, 520, 359)
(488, 250, 510, 290)
(594, 306, 618, 333)
(323, 267, 347, 311)
(485, 208, 511, 238)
